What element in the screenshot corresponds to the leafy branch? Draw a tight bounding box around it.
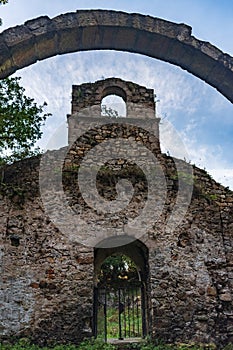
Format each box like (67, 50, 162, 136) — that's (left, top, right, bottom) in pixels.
(0, 77, 51, 163)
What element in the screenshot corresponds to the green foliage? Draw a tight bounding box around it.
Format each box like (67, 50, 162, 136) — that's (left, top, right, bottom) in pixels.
(101, 105, 119, 118)
(126, 339, 171, 350)
(0, 338, 115, 350)
(170, 171, 194, 186)
(223, 345, 233, 350)
(127, 343, 217, 350)
(0, 339, 232, 350)
(0, 337, 41, 350)
(0, 0, 8, 26)
(97, 300, 142, 339)
(207, 193, 218, 201)
(52, 345, 77, 350)
(98, 254, 138, 285)
(78, 338, 115, 350)
(0, 77, 50, 163)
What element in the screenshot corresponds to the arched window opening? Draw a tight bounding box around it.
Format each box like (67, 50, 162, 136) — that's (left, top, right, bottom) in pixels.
(101, 95, 126, 118)
(94, 253, 145, 341)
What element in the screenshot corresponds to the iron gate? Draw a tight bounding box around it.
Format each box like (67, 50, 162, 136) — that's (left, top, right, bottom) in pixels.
(94, 282, 146, 341)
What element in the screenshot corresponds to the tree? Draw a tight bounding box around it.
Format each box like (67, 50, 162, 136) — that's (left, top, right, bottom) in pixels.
(0, 1, 50, 165)
(0, 0, 50, 164)
(99, 254, 138, 285)
(101, 104, 119, 118)
(0, 77, 50, 163)
(0, 0, 8, 25)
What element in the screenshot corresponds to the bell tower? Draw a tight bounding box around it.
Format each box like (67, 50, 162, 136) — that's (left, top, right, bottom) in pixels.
(67, 77, 161, 153)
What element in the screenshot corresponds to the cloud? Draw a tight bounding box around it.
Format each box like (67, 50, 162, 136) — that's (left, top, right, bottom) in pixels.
(210, 169, 233, 189)
(18, 51, 200, 140)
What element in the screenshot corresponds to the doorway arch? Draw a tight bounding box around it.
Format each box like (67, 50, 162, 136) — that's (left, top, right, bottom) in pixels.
(0, 10, 233, 103)
(93, 237, 150, 341)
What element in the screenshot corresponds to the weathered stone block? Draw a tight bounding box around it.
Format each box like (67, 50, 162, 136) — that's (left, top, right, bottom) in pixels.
(57, 28, 83, 54)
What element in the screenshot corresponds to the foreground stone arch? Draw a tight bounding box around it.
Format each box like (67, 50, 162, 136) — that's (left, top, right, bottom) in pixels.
(0, 10, 233, 102)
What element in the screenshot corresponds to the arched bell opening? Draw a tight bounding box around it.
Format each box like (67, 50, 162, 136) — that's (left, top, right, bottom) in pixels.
(101, 94, 127, 118)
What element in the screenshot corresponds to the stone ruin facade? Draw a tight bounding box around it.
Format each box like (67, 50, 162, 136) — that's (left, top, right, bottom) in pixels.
(0, 78, 232, 348)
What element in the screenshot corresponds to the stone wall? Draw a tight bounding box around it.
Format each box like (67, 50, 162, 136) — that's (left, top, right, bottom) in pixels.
(71, 77, 155, 117)
(1, 77, 232, 347)
(0, 148, 232, 347)
(0, 156, 94, 345)
(67, 78, 159, 146)
(148, 159, 233, 345)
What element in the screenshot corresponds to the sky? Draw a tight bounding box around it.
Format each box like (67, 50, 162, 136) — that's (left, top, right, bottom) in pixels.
(1, 0, 233, 189)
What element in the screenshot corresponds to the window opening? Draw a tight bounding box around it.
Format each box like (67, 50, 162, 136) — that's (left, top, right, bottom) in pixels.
(101, 95, 126, 118)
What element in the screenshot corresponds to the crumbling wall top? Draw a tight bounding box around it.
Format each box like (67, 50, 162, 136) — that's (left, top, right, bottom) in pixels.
(71, 77, 156, 118)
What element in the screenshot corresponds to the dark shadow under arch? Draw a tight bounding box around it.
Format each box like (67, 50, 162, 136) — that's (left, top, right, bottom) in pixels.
(0, 10, 233, 103)
(102, 86, 127, 102)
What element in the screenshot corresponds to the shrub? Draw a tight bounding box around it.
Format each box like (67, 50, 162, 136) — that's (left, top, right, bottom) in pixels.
(77, 338, 116, 350)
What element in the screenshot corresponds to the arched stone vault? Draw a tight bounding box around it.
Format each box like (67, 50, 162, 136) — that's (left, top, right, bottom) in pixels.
(0, 10, 233, 102)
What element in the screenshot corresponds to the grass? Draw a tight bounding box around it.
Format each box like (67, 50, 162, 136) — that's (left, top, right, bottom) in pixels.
(0, 338, 232, 350)
(0, 338, 114, 350)
(96, 287, 142, 339)
(97, 305, 142, 339)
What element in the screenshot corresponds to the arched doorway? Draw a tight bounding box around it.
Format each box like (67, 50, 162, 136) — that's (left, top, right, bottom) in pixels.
(93, 237, 149, 342)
